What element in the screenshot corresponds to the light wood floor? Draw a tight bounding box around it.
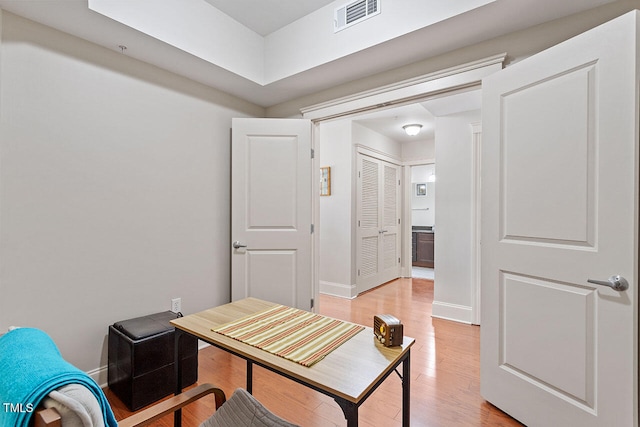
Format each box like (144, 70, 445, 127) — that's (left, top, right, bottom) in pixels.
(105, 278, 523, 426)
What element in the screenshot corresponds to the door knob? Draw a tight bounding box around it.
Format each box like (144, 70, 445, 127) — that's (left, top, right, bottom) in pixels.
(232, 241, 247, 249)
(587, 275, 629, 291)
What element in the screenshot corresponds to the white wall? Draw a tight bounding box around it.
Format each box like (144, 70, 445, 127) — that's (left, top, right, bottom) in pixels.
(267, 0, 640, 118)
(318, 120, 354, 297)
(403, 138, 435, 162)
(0, 11, 263, 379)
(351, 122, 403, 159)
(432, 110, 480, 323)
(264, 0, 493, 83)
(89, 0, 265, 83)
(319, 120, 402, 298)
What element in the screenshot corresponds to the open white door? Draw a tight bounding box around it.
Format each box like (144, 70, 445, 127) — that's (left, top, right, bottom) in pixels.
(481, 11, 639, 426)
(231, 118, 313, 310)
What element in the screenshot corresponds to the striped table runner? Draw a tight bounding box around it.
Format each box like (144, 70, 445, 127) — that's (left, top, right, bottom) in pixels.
(212, 305, 364, 367)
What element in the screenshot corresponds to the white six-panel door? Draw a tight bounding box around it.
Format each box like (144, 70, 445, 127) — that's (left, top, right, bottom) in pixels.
(356, 153, 401, 294)
(231, 118, 313, 310)
(481, 11, 639, 426)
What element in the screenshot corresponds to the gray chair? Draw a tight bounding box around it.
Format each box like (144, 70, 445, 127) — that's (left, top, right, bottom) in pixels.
(200, 388, 299, 427)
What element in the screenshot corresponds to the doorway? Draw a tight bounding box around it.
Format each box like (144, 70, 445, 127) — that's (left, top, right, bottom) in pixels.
(317, 92, 480, 318)
(305, 54, 501, 321)
(316, 102, 434, 299)
(410, 163, 435, 280)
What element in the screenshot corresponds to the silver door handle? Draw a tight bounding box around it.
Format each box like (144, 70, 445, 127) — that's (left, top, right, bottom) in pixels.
(232, 241, 247, 249)
(587, 275, 629, 291)
(379, 230, 388, 234)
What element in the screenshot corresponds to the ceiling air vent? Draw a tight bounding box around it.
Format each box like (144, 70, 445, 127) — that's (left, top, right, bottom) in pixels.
(334, 0, 380, 32)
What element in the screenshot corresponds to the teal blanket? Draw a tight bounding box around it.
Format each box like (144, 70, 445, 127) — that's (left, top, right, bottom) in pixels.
(0, 328, 117, 427)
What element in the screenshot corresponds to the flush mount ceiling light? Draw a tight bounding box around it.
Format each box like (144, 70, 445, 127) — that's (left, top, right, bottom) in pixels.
(402, 124, 422, 136)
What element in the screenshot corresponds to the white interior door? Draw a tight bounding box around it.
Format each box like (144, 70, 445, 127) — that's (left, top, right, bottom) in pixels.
(231, 118, 313, 310)
(356, 153, 401, 294)
(481, 11, 638, 426)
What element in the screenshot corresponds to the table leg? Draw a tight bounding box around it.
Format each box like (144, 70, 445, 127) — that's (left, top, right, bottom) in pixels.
(174, 329, 183, 427)
(402, 349, 411, 427)
(246, 360, 253, 393)
(335, 398, 358, 427)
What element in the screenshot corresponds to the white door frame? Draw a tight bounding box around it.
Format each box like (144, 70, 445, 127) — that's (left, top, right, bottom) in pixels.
(470, 122, 482, 324)
(401, 159, 435, 280)
(303, 54, 503, 322)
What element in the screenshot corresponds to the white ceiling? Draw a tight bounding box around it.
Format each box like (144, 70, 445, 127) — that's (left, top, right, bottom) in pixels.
(202, 0, 337, 36)
(353, 104, 436, 143)
(353, 89, 482, 143)
(0, 0, 617, 108)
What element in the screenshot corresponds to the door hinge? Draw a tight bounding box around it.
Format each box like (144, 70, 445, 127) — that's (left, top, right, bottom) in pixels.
(398, 218, 400, 225)
(311, 224, 315, 234)
(310, 298, 314, 309)
(398, 257, 401, 263)
(358, 269, 361, 276)
(311, 148, 315, 159)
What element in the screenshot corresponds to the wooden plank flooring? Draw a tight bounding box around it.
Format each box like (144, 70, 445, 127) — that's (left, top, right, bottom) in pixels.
(105, 278, 523, 426)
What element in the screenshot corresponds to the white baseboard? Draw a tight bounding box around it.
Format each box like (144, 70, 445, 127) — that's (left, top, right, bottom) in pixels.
(431, 300, 473, 324)
(319, 280, 356, 299)
(88, 366, 109, 389)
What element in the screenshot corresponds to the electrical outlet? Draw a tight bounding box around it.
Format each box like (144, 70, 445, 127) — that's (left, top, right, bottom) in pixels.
(171, 298, 181, 314)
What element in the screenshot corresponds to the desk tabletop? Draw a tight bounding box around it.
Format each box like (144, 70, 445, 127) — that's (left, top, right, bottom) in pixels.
(171, 297, 414, 403)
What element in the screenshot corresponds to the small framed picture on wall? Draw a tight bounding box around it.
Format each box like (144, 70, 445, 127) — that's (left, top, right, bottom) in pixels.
(416, 183, 427, 196)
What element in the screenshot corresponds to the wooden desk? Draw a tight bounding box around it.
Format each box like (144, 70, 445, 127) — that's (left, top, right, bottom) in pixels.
(171, 297, 414, 426)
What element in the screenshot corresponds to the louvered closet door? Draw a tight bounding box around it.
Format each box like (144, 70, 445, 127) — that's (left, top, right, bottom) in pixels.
(356, 153, 401, 294)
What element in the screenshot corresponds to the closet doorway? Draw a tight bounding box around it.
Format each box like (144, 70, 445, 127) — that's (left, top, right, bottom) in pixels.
(355, 152, 402, 294)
